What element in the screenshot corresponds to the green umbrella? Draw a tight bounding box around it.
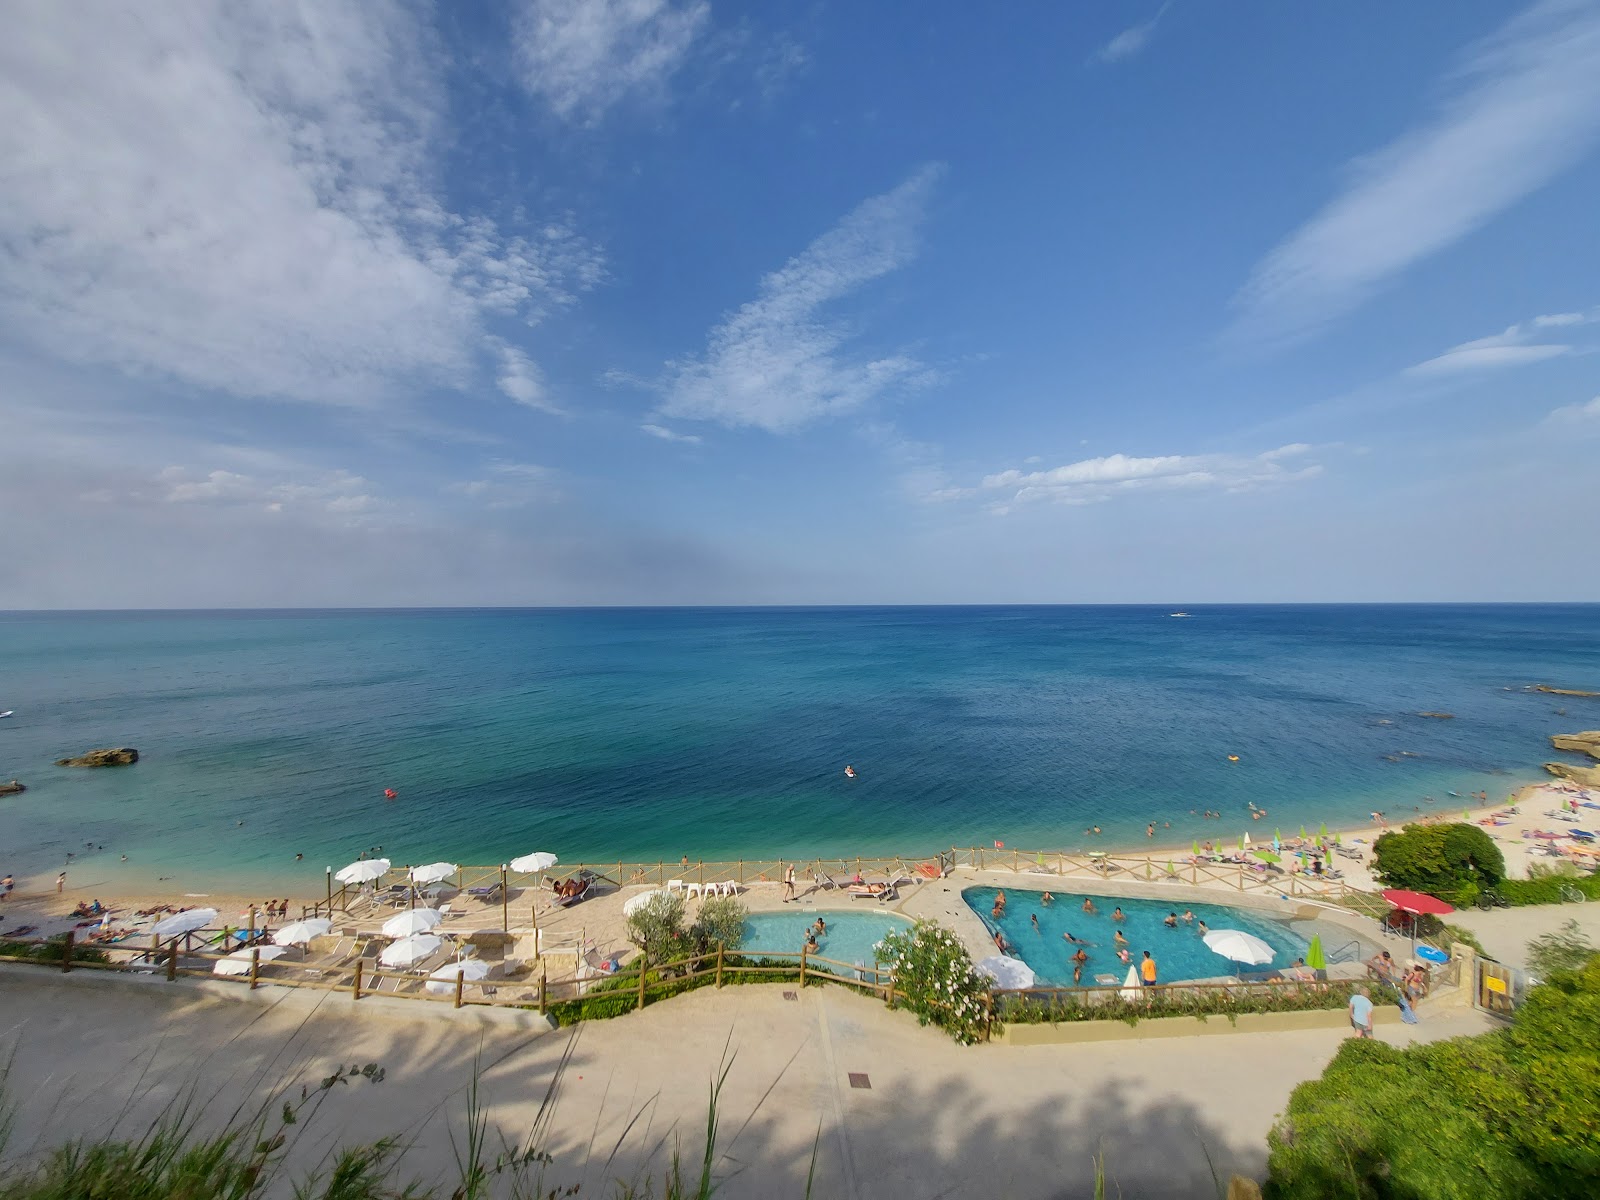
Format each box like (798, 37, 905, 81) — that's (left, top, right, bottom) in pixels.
(1306, 934, 1326, 971)
(1334, 833, 1342, 845)
(1252, 850, 1281, 863)
(1299, 825, 1307, 840)
(1166, 859, 1176, 876)
(1192, 839, 1200, 856)
(1274, 827, 1281, 842)
(1237, 836, 1245, 851)
(1318, 822, 1328, 838)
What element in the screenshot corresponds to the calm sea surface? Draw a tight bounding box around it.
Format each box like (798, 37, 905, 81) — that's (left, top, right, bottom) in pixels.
(1, 606, 1596, 893)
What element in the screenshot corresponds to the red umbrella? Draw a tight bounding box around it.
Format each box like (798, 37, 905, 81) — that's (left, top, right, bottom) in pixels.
(1381, 889, 1454, 915)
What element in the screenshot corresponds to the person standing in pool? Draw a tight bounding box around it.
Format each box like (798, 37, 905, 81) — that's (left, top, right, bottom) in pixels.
(1182, 910, 1195, 924)
(1081, 897, 1098, 915)
(1163, 912, 1178, 928)
(1111, 907, 1125, 922)
(1041, 892, 1054, 906)
(1141, 951, 1158, 987)
(1197, 920, 1209, 936)
(1071, 947, 1089, 984)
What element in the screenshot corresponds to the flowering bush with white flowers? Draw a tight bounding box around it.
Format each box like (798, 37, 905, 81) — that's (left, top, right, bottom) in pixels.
(874, 920, 992, 1044)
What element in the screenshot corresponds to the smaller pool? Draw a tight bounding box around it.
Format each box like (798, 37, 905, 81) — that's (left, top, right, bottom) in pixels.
(741, 910, 911, 966)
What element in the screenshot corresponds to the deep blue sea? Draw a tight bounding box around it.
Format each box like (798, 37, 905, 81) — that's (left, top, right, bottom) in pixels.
(1, 606, 1597, 894)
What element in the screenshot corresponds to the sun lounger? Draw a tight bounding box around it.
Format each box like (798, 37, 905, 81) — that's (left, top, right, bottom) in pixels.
(467, 882, 504, 901)
(847, 882, 895, 901)
(551, 878, 594, 908)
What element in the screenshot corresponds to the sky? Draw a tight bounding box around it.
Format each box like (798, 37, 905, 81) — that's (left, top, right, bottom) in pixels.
(3, 0, 1599, 607)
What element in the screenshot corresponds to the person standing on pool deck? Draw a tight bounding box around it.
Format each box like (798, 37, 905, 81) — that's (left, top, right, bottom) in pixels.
(1141, 951, 1158, 987)
(1349, 985, 1374, 1039)
(782, 864, 795, 902)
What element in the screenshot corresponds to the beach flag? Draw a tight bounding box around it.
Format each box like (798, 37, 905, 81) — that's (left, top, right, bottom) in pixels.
(994, 840, 1004, 849)
(1306, 934, 1326, 971)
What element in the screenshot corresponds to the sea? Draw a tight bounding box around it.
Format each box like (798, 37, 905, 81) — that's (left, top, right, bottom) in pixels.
(1, 606, 1597, 895)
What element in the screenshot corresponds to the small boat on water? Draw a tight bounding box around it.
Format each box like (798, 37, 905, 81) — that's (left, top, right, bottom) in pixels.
(1169, 612, 1190, 618)
(0, 711, 12, 719)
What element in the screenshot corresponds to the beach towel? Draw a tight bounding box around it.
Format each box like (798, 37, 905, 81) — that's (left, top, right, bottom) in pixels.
(1398, 996, 1419, 1025)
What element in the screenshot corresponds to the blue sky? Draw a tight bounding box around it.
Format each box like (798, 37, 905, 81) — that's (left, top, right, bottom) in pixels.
(3, 0, 1598, 606)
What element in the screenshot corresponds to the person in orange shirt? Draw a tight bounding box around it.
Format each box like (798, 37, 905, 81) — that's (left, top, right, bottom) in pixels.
(1140, 951, 1158, 987)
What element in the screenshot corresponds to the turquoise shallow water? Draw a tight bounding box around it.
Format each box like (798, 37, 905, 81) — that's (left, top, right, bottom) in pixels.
(741, 910, 911, 965)
(963, 885, 1320, 986)
(0, 605, 1596, 894)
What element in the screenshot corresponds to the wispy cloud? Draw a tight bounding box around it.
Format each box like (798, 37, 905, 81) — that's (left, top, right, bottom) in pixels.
(655, 165, 943, 433)
(1404, 306, 1597, 375)
(514, 0, 710, 121)
(494, 341, 562, 413)
(641, 423, 703, 444)
(0, 6, 598, 410)
(1544, 394, 1600, 424)
(972, 444, 1322, 514)
(1228, 0, 1600, 348)
(1096, 3, 1170, 64)
(446, 462, 561, 509)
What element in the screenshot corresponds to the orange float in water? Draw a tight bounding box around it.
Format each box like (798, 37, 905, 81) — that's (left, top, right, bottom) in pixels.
(383, 788, 398, 799)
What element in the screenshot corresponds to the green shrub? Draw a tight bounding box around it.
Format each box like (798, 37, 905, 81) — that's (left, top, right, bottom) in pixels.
(873, 921, 991, 1044)
(1497, 863, 1600, 906)
(688, 895, 747, 956)
(1372, 822, 1505, 902)
(623, 891, 688, 966)
(998, 979, 1399, 1026)
(0, 937, 110, 965)
(1526, 920, 1596, 978)
(1265, 957, 1600, 1198)
(1439, 923, 1487, 957)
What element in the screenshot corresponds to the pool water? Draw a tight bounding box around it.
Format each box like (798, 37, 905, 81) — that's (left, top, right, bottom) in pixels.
(741, 910, 911, 966)
(964, 886, 1310, 987)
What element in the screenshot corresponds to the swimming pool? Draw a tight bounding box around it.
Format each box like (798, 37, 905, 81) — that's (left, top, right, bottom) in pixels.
(964, 886, 1315, 987)
(741, 910, 911, 966)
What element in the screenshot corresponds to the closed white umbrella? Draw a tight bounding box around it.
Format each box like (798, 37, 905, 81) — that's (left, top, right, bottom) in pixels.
(382, 908, 443, 938)
(424, 957, 491, 995)
(212, 945, 287, 976)
(1120, 965, 1141, 1001)
(973, 955, 1036, 990)
(380, 933, 442, 967)
(335, 858, 390, 885)
(623, 889, 669, 917)
(153, 908, 217, 937)
(410, 862, 458, 885)
(273, 918, 333, 946)
(509, 852, 558, 874)
(1202, 928, 1275, 966)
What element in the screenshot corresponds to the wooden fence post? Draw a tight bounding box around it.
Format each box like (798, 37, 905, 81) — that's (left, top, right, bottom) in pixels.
(983, 991, 993, 1042)
(885, 973, 895, 1009)
(715, 942, 725, 989)
(455, 970, 465, 1009)
(353, 960, 363, 1000)
(539, 964, 547, 1015)
(61, 930, 74, 972)
(637, 963, 648, 1011)
(166, 942, 178, 981)
(249, 946, 260, 989)
(799, 943, 808, 987)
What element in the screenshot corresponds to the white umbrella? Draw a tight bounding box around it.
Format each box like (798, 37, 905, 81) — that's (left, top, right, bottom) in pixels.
(273, 918, 333, 946)
(380, 933, 442, 967)
(424, 958, 491, 995)
(973, 955, 1036, 990)
(1242, 832, 1253, 848)
(509, 851, 558, 874)
(335, 858, 390, 885)
(623, 889, 669, 916)
(1120, 965, 1141, 1001)
(382, 908, 443, 938)
(212, 945, 288, 976)
(153, 908, 217, 937)
(1203, 928, 1275, 966)
(410, 862, 458, 885)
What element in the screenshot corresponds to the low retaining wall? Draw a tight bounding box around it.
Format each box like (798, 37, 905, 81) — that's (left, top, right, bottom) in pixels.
(994, 1001, 1415, 1045)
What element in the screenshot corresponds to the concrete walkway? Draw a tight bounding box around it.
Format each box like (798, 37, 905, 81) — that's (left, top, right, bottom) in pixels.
(1446, 901, 1600, 971)
(0, 969, 1493, 1198)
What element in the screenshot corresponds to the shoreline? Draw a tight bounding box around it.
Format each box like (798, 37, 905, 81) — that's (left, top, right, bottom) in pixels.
(5, 781, 1577, 943)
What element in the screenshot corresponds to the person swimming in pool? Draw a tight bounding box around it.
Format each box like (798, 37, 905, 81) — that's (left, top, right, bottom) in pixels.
(1111, 907, 1126, 922)
(1163, 912, 1178, 928)
(1182, 910, 1195, 924)
(1117, 947, 1132, 963)
(1081, 897, 1098, 915)
(1071, 947, 1089, 983)
(1041, 892, 1054, 906)
(1113, 929, 1128, 948)
(1197, 920, 1209, 936)
(1063, 931, 1089, 945)
(1030, 914, 1040, 932)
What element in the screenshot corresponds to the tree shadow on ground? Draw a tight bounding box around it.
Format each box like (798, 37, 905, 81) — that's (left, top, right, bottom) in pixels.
(1, 971, 1265, 1199)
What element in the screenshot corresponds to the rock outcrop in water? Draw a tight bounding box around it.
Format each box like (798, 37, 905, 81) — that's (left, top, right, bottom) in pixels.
(55, 747, 139, 768)
(1535, 684, 1600, 698)
(0, 780, 24, 796)
(1545, 761, 1600, 788)
(1417, 712, 1455, 719)
(1551, 731, 1600, 762)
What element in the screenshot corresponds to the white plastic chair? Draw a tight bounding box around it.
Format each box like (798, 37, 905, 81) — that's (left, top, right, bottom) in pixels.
(665, 879, 686, 895)
(685, 882, 704, 899)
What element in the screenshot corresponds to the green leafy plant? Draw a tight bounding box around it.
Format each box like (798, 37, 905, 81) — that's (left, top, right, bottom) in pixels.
(1372, 821, 1505, 903)
(625, 891, 688, 967)
(998, 979, 1400, 1026)
(0, 937, 110, 965)
(688, 895, 747, 957)
(1498, 862, 1600, 906)
(1526, 919, 1596, 978)
(873, 920, 991, 1044)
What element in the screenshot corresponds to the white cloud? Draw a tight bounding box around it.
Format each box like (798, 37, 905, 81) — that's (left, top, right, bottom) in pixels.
(1229, 0, 1600, 347)
(0, 5, 599, 409)
(494, 341, 562, 413)
(641, 423, 703, 444)
(1097, 4, 1170, 64)
(975, 444, 1323, 512)
(141, 466, 380, 523)
(1404, 307, 1596, 375)
(446, 461, 560, 508)
(656, 165, 943, 432)
(1545, 395, 1600, 423)
(514, 0, 710, 121)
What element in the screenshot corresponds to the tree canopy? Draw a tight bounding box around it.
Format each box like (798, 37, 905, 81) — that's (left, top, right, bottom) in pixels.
(1371, 821, 1505, 903)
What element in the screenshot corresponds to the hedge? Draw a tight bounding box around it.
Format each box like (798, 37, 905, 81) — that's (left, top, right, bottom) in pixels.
(997, 979, 1401, 1027)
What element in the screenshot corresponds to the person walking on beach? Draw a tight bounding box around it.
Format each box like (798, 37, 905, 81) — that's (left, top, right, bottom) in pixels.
(782, 863, 795, 902)
(1349, 985, 1374, 1039)
(56, 871, 65, 893)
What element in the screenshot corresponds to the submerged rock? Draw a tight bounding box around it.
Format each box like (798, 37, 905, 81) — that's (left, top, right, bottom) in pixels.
(1416, 711, 1455, 719)
(1535, 684, 1600, 698)
(1551, 731, 1600, 762)
(55, 747, 139, 768)
(1544, 761, 1600, 788)
(0, 780, 24, 796)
